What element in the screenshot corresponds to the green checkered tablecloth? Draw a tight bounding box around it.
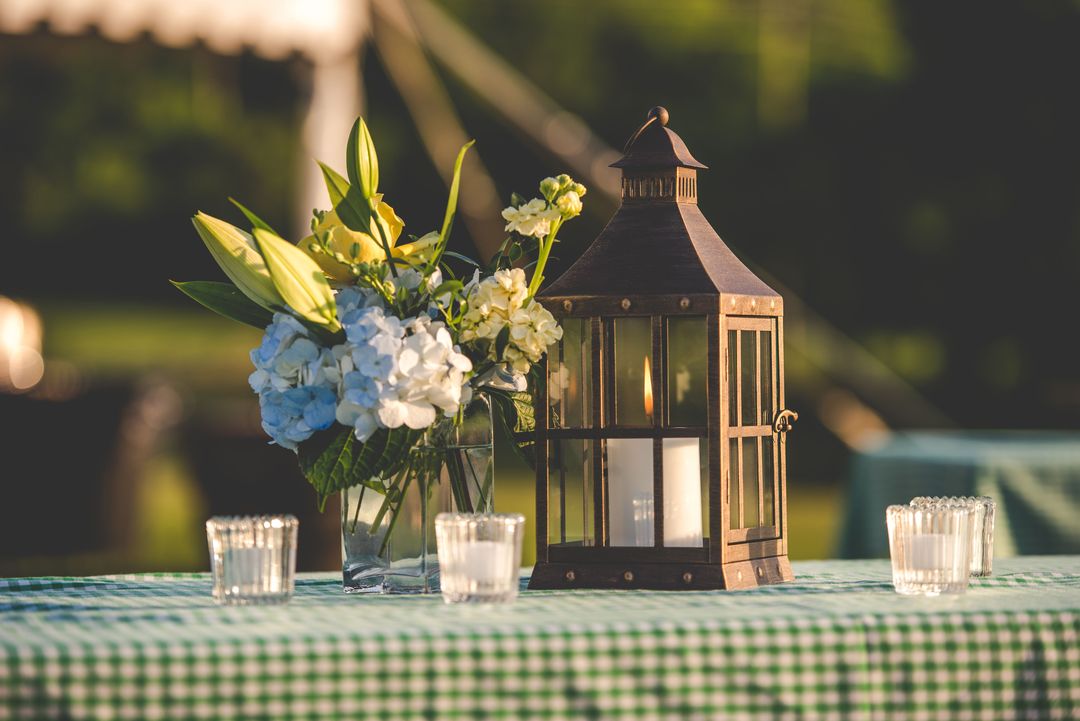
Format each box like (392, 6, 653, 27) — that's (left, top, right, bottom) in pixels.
(2, 559, 1078, 720)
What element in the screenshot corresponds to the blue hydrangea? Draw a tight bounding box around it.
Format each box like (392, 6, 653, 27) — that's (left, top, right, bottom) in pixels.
(259, 385, 337, 450)
(335, 286, 383, 319)
(249, 314, 322, 393)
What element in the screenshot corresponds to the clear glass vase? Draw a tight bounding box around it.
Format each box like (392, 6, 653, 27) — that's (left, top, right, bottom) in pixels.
(341, 394, 494, 593)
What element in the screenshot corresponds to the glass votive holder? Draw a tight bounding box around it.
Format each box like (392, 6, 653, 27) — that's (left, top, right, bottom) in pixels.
(206, 515, 298, 605)
(435, 513, 525, 604)
(910, 496, 996, 576)
(886, 504, 973, 596)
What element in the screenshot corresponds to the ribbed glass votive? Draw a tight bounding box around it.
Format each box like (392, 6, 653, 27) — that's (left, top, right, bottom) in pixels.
(206, 515, 298, 605)
(886, 504, 973, 596)
(910, 496, 996, 576)
(435, 513, 525, 604)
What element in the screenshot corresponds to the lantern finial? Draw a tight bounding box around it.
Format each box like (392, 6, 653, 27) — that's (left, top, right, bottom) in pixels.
(613, 108, 706, 170)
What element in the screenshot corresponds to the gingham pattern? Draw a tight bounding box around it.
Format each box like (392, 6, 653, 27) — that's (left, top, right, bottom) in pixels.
(2, 558, 1078, 720)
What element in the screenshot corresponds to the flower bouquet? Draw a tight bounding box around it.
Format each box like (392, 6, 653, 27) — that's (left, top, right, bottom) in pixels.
(174, 117, 585, 591)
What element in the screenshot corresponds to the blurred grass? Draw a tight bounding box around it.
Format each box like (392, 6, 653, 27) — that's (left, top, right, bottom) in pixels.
(40, 303, 260, 389)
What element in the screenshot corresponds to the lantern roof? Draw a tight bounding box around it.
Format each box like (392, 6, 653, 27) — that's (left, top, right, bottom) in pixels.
(541, 107, 779, 301)
(609, 106, 707, 170)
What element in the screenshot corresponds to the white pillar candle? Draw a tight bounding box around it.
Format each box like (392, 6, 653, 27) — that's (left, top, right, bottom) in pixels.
(662, 438, 703, 547)
(458, 540, 513, 583)
(607, 438, 703, 547)
(607, 438, 654, 546)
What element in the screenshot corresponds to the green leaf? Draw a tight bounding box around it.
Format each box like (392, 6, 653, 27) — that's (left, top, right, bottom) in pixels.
(229, 197, 278, 236)
(488, 389, 536, 470)
(334, 185, 374, 234)
(431, 280, 464, 297)
(432, 140, 475, 265)
(253, 228, 341, 331)
(441, 250, 480, 268)
(494, 325, 511, 361)
(346, 117, 379, 199)
(298, 426, 423, 508)
(317, 161, 349, 207)
(171, 280, 274, 329)
(510, 192, 526, 207)
(191, 212, 283, 311)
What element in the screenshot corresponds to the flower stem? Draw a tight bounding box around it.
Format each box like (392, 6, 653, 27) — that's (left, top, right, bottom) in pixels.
(528, 217, 563, 297)
(348, 483, 367, 536)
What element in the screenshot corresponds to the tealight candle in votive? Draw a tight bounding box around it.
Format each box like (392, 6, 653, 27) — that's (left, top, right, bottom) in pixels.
(910, 496, 996, 576)
(886, 504, 972, 596)
(206, 515, 298, 605)
(435, 513, 525, 604)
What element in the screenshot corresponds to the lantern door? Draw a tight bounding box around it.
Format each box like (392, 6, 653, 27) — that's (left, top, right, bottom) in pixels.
(542, 312, 710, 561)
(724, 316, 785, 556)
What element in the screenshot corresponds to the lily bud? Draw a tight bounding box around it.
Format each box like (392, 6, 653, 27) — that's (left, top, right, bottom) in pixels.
(253, 228, 341, 331)
(191, 212, 284, 311)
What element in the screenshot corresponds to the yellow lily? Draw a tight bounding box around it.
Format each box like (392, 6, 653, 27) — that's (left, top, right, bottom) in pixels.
(301, 197, 432, 282)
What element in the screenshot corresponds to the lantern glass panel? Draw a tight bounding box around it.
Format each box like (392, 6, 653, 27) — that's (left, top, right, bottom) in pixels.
(759, 330, 773, 426)
(606, 438, 654, 546)
(728, 437, 740, 530)
(740, 332, 757, 426)
(613, 317, 653, 427)
(742, 437, 759, 528)
(666, 317, 708, 426)
(548, 318, 592, 428)
(547, 439, 595, 546)
(762, 436, 775, 527)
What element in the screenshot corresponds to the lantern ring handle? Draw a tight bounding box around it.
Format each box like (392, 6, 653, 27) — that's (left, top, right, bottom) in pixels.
(773, 409, 799, 434)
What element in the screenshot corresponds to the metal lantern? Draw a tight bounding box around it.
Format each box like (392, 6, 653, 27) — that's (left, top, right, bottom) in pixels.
(528, 107, 797, 591)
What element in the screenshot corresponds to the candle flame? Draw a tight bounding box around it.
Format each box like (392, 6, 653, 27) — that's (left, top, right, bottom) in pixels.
(643, 355, 653, 420)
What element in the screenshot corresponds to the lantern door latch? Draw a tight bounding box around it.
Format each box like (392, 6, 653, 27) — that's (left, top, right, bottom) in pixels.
(773, 409, 798, 434)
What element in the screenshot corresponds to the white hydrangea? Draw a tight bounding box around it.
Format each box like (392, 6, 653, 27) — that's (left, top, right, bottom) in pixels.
(335, 306, 473, 442)
(501, 198, 561, 238)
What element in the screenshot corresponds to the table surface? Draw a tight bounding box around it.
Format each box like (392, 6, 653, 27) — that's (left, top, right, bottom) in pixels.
(839, 431, 1080, 558)
(2, 558, 1078, 720)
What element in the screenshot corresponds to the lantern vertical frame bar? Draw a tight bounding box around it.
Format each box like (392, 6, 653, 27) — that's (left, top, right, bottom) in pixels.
(535, 347, 550, 564)
(592, 316, 605, 548)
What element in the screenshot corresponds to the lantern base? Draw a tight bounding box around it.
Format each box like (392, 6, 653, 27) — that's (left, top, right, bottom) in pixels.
(527, 555, 793, 591)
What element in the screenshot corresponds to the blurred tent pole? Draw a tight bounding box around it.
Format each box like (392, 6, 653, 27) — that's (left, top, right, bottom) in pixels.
(0, 0, 367, 240)
(298, 41, 366, 239)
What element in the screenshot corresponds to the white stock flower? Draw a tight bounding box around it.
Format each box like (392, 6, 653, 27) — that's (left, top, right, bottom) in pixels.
(556, 190, 583, 218)
(504, 298, 563, 372)
(501, 198, 561, 238)
(460, 268, 529, 343)
(461, 268, 562, 374)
